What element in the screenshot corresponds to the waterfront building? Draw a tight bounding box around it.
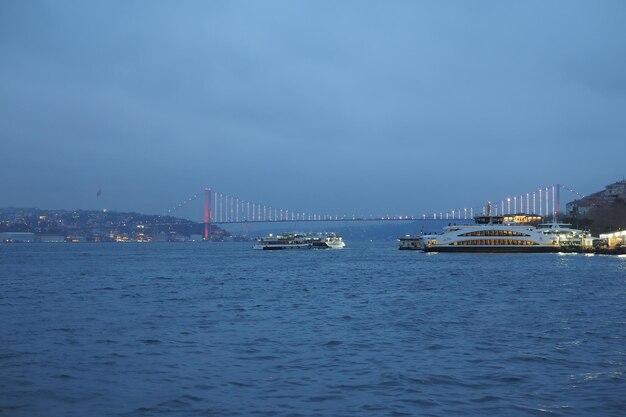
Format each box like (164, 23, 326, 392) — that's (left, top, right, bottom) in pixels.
(38, 235, 65, 243)
(604, 180, 626, 200)
(600, 230, 626, 249)
(189, 234, 203, 242)
(0, 232, 36, 243)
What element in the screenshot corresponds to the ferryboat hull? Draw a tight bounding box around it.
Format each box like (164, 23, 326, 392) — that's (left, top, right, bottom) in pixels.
(423, 245, 558, 253)
(253, 243, 312, 250)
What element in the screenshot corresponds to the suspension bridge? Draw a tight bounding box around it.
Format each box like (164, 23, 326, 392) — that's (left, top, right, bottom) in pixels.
(163, 184, 585, 239)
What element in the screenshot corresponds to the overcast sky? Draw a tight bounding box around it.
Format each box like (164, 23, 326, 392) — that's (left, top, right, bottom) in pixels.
(1, 1, 625, 220)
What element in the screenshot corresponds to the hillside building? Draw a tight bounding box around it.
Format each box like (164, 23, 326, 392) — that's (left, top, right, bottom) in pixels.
(566, 180, 626, 216)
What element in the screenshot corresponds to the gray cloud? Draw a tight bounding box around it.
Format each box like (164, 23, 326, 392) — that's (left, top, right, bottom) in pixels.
(1, 0, 625, 217)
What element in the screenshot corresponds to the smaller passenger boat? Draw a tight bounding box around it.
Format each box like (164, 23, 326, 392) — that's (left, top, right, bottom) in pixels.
(398, 235, 424, 250)
(253, 233, 346, 250)
(253, 233, 312, 250)
(536, 221, 596, 251)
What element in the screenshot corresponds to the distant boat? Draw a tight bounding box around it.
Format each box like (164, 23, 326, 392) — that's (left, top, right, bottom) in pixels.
(253, 233, 346, 250)
(398, 235, 424, 250)
(306, 233, 346, 249)
(253, 233, 311, 250)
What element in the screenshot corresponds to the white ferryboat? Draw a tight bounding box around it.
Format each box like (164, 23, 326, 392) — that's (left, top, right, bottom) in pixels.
(421, 209, 559, 253)
(253, 233, 312, 250)
(253, 233, 346, 250)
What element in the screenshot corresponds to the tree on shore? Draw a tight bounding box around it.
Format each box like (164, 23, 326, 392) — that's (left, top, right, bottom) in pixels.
(564, 198, 626, 235)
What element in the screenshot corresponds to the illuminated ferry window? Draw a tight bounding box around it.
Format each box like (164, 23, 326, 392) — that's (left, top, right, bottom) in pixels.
(459, 230, 531, 237)
(450, 239, 538, 246)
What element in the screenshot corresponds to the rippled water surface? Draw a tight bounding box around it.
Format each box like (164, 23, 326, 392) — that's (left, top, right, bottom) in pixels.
(1, 242, 625, 416)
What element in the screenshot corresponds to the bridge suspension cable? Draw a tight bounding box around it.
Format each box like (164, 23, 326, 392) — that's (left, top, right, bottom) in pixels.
(162, 182, 579, 240)
(163, 192, 202, 217)
(560, 184, 585, 199)
(428, 184, 568, 222)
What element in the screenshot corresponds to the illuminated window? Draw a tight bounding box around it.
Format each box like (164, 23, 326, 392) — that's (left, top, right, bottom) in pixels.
(459, 230, 531, 237)
(451, 239, 538, 246)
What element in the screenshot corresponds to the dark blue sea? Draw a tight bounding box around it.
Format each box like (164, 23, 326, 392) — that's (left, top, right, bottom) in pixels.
(1, 242, 625, 417)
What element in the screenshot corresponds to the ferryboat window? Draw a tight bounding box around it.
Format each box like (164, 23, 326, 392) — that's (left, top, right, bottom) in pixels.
(459, 230, 531, 237)
(451, 239, 538, 246)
